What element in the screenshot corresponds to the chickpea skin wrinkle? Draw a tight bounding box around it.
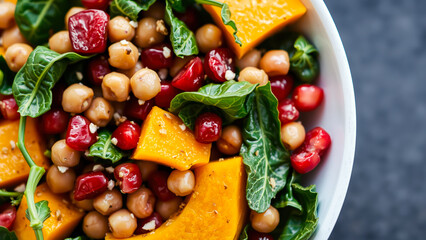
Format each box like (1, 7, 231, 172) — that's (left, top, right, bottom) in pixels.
(4, 43, 33, 72)
(102, 72, 131, 102)
(127, 187, 156, 219)
(84, 97, 115, 127)
(62, 84, 94, 113)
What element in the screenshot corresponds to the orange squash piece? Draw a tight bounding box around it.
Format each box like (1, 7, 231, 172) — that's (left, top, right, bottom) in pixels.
(132, 107, 211, 171)
(0, 119, 50, 188)
(5, 0, 17, 3)
(106, 156, 247, 240)
(14, 183, 85, 240)
(203, 0, 307, 58)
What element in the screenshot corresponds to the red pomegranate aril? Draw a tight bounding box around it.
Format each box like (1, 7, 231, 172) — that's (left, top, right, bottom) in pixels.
(141, 44, 174, 70)
(155, 81, 182, 108)
(135, 212, 163, 234)
(114, 163, 142, 193)
(68, 9, 109, 55)
(148, 171, 176, 201)
(0, 96, 19, 120)
(277, 99, 299, 124)
(87, 55, 111, 86)
(248, 229, 274, 240)
(0, 203, 16, 230)
(303, 127, 331, 156)
(74, 171, 109, 201)
(291, 150, 321, 174)
(172, 57, 204, 92)
(292, 84, 324, 112)
(66, 115, 98, 151)
(124, 97, 154, 121)
(194, 112, 222, 143)
(204, 48, 235, 83)
(270, 75, 294, 101)
(111, 121, 141, 150)
(41, 109, 69, 134)
(81, 0, 110, 10)
(175, 7, 199, 30)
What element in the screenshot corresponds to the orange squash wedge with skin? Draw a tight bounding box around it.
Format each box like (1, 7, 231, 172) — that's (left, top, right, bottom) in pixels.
(203, 0, 307, 58)
(132, 107, 211, 171)
(106, 156, 247, 240)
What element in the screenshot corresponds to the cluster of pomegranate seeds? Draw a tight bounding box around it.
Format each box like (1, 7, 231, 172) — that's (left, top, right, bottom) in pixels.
(68, 9, 109, 55)
(0, 96, 19, 120)
(148, 171, 176, 201)
(66, 115, 98, 151)
(292, 84, 324, 112)
(114, 163, 142, 193)
(204, 48, 235, 83)
(141, 44, 174, 70)
(0, 203, 16, 231)
(40, 109, 69, 134)
(194, 112, 222, 143)
(111, 121, 141, 150)
(270, 75, 294, 101)
(248, 229, 274, 240)
(155, 81, 181, 108)
(135, 212, 163, 235)
(73, 171, 109, 201)
(172, 57, 205, 91)
(81, 0, 110, 10)
(87, 55, 111, 86)
(124, 97, 155, 121)
(277, 99, 299, 125)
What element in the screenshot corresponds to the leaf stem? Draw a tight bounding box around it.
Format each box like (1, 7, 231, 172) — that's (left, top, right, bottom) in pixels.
(17, 116, 35, 168)
(0, 190, 23, 198)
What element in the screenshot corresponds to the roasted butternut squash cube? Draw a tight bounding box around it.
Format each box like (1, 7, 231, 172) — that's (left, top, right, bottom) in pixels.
(14, 183, 85, 240)
(0, 119, 50, 187)
(132, 107, 211, 171)
(203, 0, 307, 58)
(106, 156, 247, 240)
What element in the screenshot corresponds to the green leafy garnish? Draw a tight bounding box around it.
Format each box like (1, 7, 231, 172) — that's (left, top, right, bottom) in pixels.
(0, 226, 18, 240)
(168, 0, 193, 12)
(240, 83, 290, 213)
(64, 237, 87, 240)
(170, 80, 257, 129)
(290, 36, 319, 83)
(88, 129, 126, 163)
(25, 200, 51, 226)
(15, 0, 69, 45)
(109, 0, 157, 21)
(0, 56, 15, 95)
(273, 171, 302, 211)
(0, 190, 24, 206)
(238, 224, 249, 240)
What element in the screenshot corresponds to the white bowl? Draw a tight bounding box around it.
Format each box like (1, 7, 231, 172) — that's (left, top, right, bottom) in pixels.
(292, 0, 356, 239)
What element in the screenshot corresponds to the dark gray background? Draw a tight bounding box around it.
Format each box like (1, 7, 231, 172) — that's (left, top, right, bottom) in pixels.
(325, 0, 426, 239)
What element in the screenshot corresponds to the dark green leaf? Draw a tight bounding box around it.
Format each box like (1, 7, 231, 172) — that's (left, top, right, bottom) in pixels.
(25, 200, 51, 225)
(240, 83, 290, 213)
(0, 56, 15, 95)
(170, 80, 257, 128)
(239, 224, 249, 240)
(167, 0, 194, 12)
(290, 36, 319, 83)
(64, 236, 87, 240)
(61, 62, 86, 86)
(88, 129, 126, 163)
(273, 171, 302, 211)
(0, 226, 18, 240)
(12, 46, 92, 118)
(15, 0, 69, 45)
(164, 0, 199, 57)
(259, 31, 299, 53)
(0, 189, 23, 206)
(110, 0, 157, 21)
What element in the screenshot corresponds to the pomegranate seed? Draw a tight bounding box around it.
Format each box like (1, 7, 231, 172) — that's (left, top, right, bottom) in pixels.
(0, 96, 19, 120)
(74, 171, 109, 201)
(204, 48, 235, 83)
(292, 84, 324, 112)
(87, 55, 111, 86)
(155, 81, 181, 108)
(0, 203, 16, 230)
(111, 121, 141, 150)
(135, 212, 163, 235)
(175, 7, 199, 31)
(141, 44, 174, 70)
(194, 112, 222, 143)
(124, 97, 154, 121)
(148, 171, 176, 201)
(248, 229, 274, 240)
(68, 9, 109, 55)
(66, 115, 98, 151)
(277, 99, 299, 124)
(81, 0, 110, 10)
(172, 57, 204, 92)
(303, 127, 331, 156)
(270, 75, 294, 101)
(40, 109, 69, 134)
(114, 163, 142, 193)
(291, 150, 321, 174)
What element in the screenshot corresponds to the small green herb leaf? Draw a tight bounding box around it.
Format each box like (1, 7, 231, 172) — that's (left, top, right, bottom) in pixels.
(238, 224, 249, 240)
(64, 236, 87, 240)
(110, 0, 157, 21)
(241, 83, 290, 213)
(0, 56, 15, 95)
(88, 129, 126, 163)
(25, 200, 51, 226)
(290, 36, 319, 83)
(0, 226, 18, 240)
(273, 171, 302, 211)
(167, 0, 194, 12)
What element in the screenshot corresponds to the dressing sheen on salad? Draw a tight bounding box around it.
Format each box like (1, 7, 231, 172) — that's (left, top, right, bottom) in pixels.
(0, 0, 331, 239)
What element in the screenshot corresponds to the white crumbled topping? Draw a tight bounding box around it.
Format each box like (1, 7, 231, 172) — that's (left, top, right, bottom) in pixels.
(163, 46, 172, 58)
(84, 150, 90, 157)
(120, 39, 129, 46)
(106, 166, 115, 173)
(82, 100, 90, 109)
(89, 123, 98, 134)
(14, 183, 26, 193)
(228, 58, 233, 64)
(158, 68, 168, 80)
(225, 70, 236, 81)
(179, 124, 186, 131)
(142, 220, 156, 231)
(164, 113, 172, 119)
(156, 20, 168, 35)
(129, 20, 138, 28)
(76, 72, 83, 81)
(130, 213, 135, 219)
(138, 99, 145, 105)
(9, 140, 15, 150)
(57, 166, 69, 173)
(159, 129, 167, 135)
(56, 209, 62, 220)
(269, 177, 276, 189)
(92, 164, 104, 172)
(111, 137, 118, 145)
(108, 180, 115, 190)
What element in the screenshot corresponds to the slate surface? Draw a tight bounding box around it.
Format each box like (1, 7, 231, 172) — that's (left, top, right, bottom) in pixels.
(325, 0, 426, 239)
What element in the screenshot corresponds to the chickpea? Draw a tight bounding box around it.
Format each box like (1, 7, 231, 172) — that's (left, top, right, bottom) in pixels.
(101, 72, 131, 102)
(236, 49, 262, 69)
(169, 56, 194, 77)
(167, 170, 195, 196)
(130, 68, 161, 101)
(238, 67, 269, 86)
(259, 50, 290, 77)
(62, 84, 94, 113)
(108, 16, 136, 43)
(108, 41, 139, 70)
(134, 18, 165, 48)
(70, 191, 94, 211)
(127, 187, 156, 219)
(250, 206, 280, 233)
(195, 24, 223, 53)
(141, 1, 165, 19)
(84, 97, 114, 127)
(65, 7, 86, 29)
(155, 197, 182, 220)
(51, 139, 81, 167)
(217, 125, 243, 155)
(2, 25, 28, 49)
(136, 161, 158, 181)
(46, 165, 76, 194)
(93, 189, 123, 215)
(83, 211, 109, 239)
(117, 61, 144, 79)
(4, 43, 33, 72)
(109, 209, 137, 239)
(281, 122, 306, 150)
(48, 31, 73, 54)
(0, 2, 15, 29)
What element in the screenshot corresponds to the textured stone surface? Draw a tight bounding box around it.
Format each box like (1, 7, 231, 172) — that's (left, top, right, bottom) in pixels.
(325, 0, 426, 239)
